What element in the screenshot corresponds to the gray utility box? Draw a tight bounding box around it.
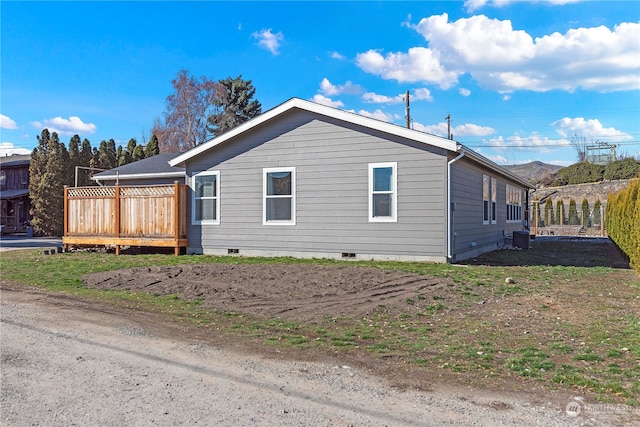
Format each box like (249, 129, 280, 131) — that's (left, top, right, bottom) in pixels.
(512, 231, 530, 249)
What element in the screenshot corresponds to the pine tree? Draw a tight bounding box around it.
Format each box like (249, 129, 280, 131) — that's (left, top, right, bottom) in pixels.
(593, 199, 602, 226)
(568, 199, 579, 225)
(207, 75, 262, 137)
(544, 198, 554, 226)
(581, 199, 591, 227)
(145, 134, 160, 157)
(29, 131, 69, 236)
(556, 200, 565, 225)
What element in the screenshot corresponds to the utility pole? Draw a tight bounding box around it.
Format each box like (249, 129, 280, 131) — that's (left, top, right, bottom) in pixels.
(405, 90, 410, 129)
(445, 114, 452, 140)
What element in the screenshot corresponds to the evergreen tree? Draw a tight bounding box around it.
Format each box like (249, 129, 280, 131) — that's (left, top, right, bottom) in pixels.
(95, 139, 117, 169)
(68, 134, 83, 186)
(116, 145, 129, 167)
(29, 131, 69, 236)
(544, 198, 554, 226)
(593, 199, 602, 225)
(568, 199, 579, 225)
(145, 134, 160, 157)
(556, 200, 565, 225)
(581, 199, 591, 227)
(132, 145, 146, 161)
(207, 75, 262, 137)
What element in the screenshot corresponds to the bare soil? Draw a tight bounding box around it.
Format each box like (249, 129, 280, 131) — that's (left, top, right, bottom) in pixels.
(83, 264, 450, 323)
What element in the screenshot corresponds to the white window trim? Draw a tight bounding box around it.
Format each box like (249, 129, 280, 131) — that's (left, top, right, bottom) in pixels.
(483, 174, 490, 225)
(491, 177, 497, 224)
(191, 170, 220, 225)
(506, 184, 523, 223)
(263, 167, 296, 225)
(369, 162, 398, 223)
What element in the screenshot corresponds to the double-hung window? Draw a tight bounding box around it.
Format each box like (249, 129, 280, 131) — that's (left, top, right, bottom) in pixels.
(192, 171, 220, 225)
(491, 177, 497, 224)
(369, 162, 397, 222)
(506, 184, 522, 222)
(483, 175, 497, 224)
(483, 175, 490, 224)
(264, 167, 295, 225)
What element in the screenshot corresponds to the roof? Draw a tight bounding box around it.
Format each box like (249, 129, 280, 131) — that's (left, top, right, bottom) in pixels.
(169, 97, 532, 189)
(0, 189, 30, 200)
(0, 154, 30, 168)
(92, 153, 185, 182)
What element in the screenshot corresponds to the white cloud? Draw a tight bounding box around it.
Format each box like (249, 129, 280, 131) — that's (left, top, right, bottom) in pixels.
(357, 13, 640, 93)
(31, 116, 96, 135)
(350, 109, 397, 122)
(459, 88, 471, 97)
(330, 51, 346, 60)
(363, 88, 433, 104)
(252, 28, 284, 55)
(413, 121, 494, 138)
(483, 133, 565, 152)
(0, 142, 31, 156)
(413, 88, 433, 101)
(362, 92, 404, 104)
(319, 78, 363, 96)
(356, 47, 460, 89)
(1, 114, 18, 130)
(552, 117, 633, 142)
(465, 0, 581, 13)
(310, 94, 344, 108)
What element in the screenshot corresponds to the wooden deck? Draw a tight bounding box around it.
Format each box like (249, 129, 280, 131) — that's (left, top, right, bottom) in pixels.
(63, 182, 188, 255)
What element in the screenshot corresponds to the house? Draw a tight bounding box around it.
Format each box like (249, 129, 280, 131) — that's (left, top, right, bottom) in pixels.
(91, 153, 185, 186)
(166, 97, 532, 262)
(0, 154, 32, 234)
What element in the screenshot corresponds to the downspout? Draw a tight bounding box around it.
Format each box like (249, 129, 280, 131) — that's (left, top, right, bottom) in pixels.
(447, 148, 465, 261)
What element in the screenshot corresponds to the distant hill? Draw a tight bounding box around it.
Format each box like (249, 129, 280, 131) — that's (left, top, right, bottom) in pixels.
(504, 161, 563, 185)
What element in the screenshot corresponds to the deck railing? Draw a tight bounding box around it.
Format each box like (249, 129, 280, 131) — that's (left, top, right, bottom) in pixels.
(63, 182, 188, 255)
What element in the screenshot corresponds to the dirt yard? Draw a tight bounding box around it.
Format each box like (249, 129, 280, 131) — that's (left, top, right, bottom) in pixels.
(83, 264, 450, 323)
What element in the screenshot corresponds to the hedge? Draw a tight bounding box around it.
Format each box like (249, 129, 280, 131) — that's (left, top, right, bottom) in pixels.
(607, 179, 640, 270)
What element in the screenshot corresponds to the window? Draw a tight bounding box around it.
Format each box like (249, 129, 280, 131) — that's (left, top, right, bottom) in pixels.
(491, 177, 497, 224)
(369, 162, 397, 222)
(483, 175, 490, 224)
(506, 184, 522, 222)
(192, 171, 219, 224)
(264, 167, 295, 224)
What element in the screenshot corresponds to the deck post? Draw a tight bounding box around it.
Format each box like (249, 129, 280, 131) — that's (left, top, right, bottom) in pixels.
(173, 181, 180, 256)
(63, 186, 69, 252)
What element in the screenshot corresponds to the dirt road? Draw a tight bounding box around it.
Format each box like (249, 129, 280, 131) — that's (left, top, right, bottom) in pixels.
(2, 285, 621, 426)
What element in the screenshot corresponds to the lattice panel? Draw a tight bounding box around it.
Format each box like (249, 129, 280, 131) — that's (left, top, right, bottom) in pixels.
(67, 187, 116, 198)
(120, 185, 175, 197)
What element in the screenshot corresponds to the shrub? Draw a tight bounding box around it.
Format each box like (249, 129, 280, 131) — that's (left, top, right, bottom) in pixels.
(604, 158, 640, 181)
(551, 162, 605, 186)
(607, 180, 640, 270)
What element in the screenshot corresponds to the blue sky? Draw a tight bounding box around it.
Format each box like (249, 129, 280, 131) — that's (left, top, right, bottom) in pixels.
(1, 0, 639, 166)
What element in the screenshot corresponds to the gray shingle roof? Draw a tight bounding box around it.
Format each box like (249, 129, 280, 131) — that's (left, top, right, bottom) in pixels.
(92, 153, 185, 180)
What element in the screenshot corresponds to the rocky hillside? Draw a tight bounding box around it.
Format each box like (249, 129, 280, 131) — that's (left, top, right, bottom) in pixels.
(504, 161, 562, 185)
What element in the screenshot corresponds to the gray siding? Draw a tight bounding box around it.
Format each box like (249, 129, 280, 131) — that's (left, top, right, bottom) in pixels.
(186, 110, 449, 261)
(450, 157, 528, 261)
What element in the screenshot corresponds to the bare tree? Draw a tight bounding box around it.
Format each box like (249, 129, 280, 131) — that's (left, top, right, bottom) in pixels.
(155, 70, 221, 153)
(571, 133, 588, 163)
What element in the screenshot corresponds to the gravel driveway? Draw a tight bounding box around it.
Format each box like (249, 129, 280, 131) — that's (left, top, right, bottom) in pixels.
(1, 286, 625, 426)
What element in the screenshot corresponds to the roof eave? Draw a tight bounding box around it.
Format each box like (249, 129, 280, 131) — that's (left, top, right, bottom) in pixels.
(169, 97, 459, 167)
(91, 172, 186, 182)
(459, 146, 534, 189)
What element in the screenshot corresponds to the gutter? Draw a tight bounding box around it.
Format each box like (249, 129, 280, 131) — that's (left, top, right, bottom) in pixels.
(447, 148, 465, 261)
